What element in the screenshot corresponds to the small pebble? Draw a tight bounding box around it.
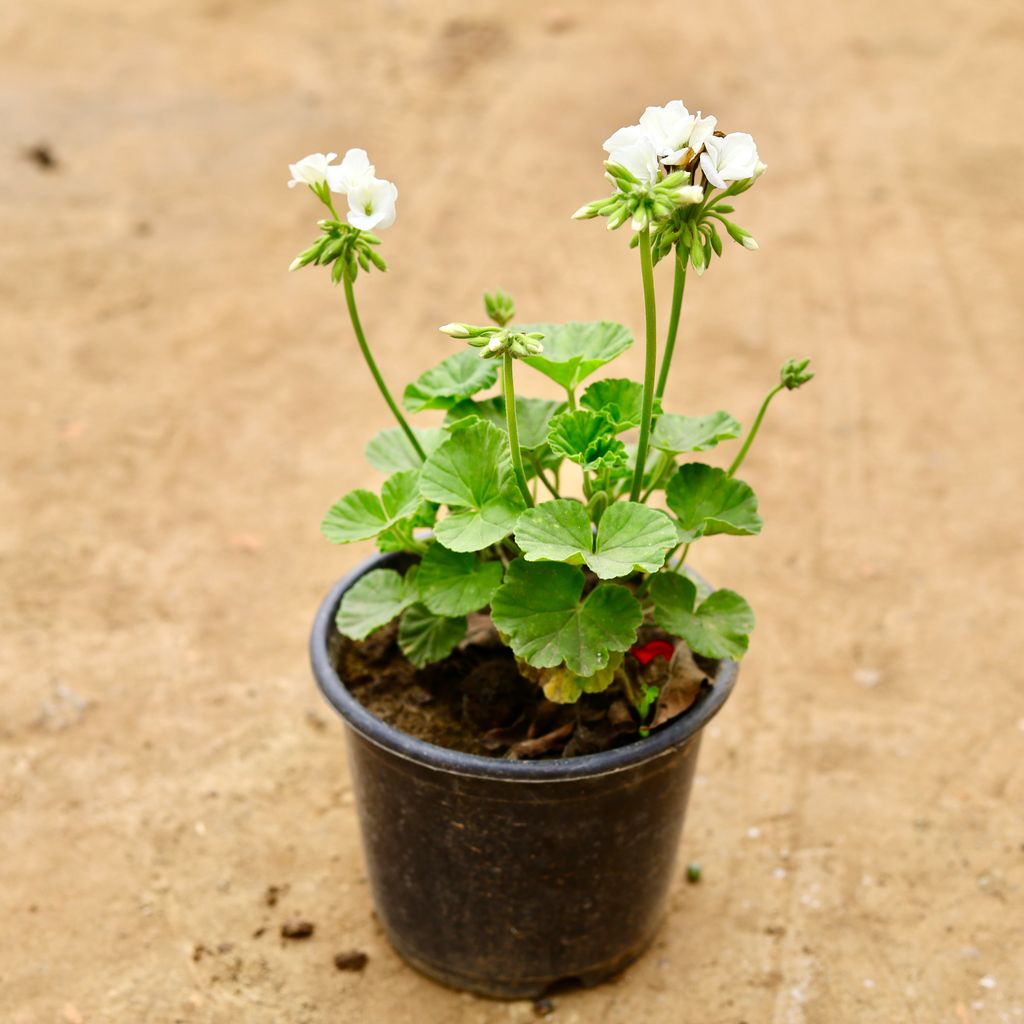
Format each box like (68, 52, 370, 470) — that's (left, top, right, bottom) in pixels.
(747, 826, 761, 839)
(281, 920, 315, 940)
(686, 862, 702, 883)
(980, 976, 997, 989)
(853, 667, 882, 688)
(334, 949, 369, 971)
(533, 997, 556, 1017)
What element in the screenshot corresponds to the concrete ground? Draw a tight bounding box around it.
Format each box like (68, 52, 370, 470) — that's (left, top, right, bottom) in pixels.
(2, 0, 1022, 1021)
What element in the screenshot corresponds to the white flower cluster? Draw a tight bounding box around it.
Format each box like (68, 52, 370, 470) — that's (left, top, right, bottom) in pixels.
(603, 101, 765, 190)
(287, 148, 398, 231)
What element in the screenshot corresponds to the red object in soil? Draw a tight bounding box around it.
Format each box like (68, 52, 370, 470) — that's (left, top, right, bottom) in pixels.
(630, 639, 675, 665)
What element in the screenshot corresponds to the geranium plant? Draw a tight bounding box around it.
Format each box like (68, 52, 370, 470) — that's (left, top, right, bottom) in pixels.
(289, 102, 812, 731)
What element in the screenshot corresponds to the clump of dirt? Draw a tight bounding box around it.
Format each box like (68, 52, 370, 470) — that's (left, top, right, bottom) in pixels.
(329, 611, 717, 760)
(333, 950, 369, 972)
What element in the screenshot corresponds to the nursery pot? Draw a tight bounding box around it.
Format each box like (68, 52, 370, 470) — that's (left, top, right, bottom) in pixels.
(310, 552, 739, 999)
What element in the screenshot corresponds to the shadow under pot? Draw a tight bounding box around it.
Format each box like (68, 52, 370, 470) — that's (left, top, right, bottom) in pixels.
(310, 551, 739, 999)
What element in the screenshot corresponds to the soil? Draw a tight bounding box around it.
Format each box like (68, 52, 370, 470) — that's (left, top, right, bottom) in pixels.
(3, 1, 1023, 1022)
(331, 612, 711, 759)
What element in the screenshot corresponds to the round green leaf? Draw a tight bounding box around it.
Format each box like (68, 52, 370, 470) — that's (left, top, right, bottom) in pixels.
(398, 603, 467, 667)
(515, 499, 676, 580)
(421, 420, 526, 552)
(321, 469, 422, 544)
(490, 560, 642, 677)
(514, 499, 591, 565)
(335, 567, 420, 640)
(547, 409, 627, 471)
(519, 321, 634, 391)
(580, 379, 661, 432)
(666, 463, 763, 542)
(649, 572, 754, 659)
(365, 427, 446, 473)
(445, 396, 565, 450)
(588, 502, 677, 579)
(417, 544, 504, 616)
(651, 411, 741, 455)
(403, 350, 498, 413)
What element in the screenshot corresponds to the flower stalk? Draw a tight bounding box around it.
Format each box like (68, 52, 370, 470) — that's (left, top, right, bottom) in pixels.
(341, 271, 425, 461)
(728, 358, 814, 477)
(502, 352, 534, 508)
(630, 227, 659, 501)
(655, 251, 687, 401)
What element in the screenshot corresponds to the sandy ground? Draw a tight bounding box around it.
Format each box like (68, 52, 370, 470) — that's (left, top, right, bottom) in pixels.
(3, 0, 1023, 1021)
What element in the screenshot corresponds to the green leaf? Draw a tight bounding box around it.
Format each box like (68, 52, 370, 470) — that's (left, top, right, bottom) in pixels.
(519, 321, 633, 391)
(490, 560, 642, 676)
(580, 379, 660, 432)
(649, 573, 754, 659)
(398, 603, 467, 667)
(515, 499, 676, 580)
(547, 409, 627, 471)
(336, 567, 419, 640)
(514, 499, 590, 565)
(403, 349, 498, 413)
(322, 470, 422, 544)
(420, 419, 526, 552)
(666, 463, 763, 542)
(417, 543, 504, 616)
(587, 501, 678, 578)
(651, 411, 741, 455)
(365, 427, 446, 473)
(444, 396, 564, 450)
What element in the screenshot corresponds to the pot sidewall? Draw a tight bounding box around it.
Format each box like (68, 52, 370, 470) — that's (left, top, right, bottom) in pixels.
(310, 552, 740, 997)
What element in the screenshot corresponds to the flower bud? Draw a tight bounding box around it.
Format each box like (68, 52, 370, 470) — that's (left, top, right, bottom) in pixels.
(438, 322, 472, 338)
(780, 357, 814, 390)
(723, 219, 758, 251)
(674, 185, 704, 206)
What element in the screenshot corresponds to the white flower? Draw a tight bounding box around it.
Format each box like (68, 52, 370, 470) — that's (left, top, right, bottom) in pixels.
(346, 177, 398, 231)
(700, 133, 760, 189)
(607, 136, 660, 186)
(287, 152, 337, 189)
(605, 102, 718, 166)
(677, 113, 718, 162)
(603, 123, 646, 153)
(326, 148, 376, 195)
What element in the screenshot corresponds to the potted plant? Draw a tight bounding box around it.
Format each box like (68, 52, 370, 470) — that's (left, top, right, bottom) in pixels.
(293, 102, 813, 998)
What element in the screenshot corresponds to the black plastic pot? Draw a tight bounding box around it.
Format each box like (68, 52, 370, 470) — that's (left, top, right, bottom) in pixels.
(310, 552, 739, 999)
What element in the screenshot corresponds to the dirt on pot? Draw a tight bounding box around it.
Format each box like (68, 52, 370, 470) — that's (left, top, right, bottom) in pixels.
(329, 612, 716, 759)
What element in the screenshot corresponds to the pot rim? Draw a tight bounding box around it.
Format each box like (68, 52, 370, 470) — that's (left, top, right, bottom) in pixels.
(310, 552, 740, 782)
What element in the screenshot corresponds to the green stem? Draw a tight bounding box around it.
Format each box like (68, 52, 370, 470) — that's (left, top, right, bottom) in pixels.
(342, 272, 426, 461)
(677, 542, 691, 568)
(727, 384, 783, 478)
(639, 451, 673, 503)
(630, 227, 658, 502)
(529, 454, 561, 499)
(503, 352, 534, 508)
(655, 251, 687, 401)
(565, 387, 577, 411)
